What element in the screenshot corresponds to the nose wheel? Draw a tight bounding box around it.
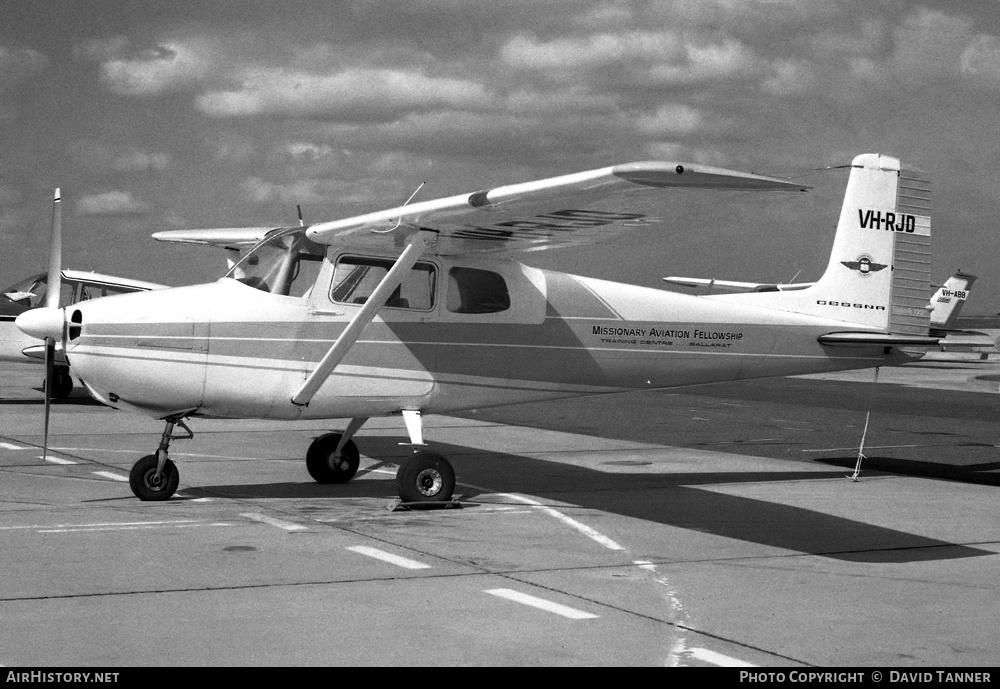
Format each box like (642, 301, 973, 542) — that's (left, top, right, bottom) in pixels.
(128, 416, 192, 501)
(129, 454, 179, 501)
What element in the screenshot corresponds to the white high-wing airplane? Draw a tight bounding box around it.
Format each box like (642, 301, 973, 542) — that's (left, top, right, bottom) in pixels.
(17, 154, 939, 504)
(2, 262, 164, 397)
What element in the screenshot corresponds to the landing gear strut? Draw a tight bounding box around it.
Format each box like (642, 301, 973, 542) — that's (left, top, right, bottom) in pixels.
(129, 416, 191, 501)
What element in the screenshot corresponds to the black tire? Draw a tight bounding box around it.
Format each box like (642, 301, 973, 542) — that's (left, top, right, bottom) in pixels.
(397, 451, 455, 503)
(306, 433, 360, 484)
(129, 454, 179, 501)
(44, 366, 74, 399)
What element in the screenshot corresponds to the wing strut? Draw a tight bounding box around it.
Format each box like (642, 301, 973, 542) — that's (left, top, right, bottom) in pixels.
(291, 230, 435, 407)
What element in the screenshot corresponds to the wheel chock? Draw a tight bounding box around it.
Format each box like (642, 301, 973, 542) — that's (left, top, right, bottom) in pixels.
(388, 499, 466, 512)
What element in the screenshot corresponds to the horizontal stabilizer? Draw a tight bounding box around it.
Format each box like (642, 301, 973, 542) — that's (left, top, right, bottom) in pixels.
(818, 332, 940, 347)
(663, 276, 812, 292)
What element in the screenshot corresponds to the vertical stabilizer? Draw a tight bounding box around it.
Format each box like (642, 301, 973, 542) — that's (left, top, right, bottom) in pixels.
(929, 273, 975, 331)
(711, 154, 932, 334)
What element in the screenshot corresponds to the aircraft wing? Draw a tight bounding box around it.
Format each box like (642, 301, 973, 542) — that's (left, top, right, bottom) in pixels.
(304, 161, 808, 255)
(151, 227, 278, 249)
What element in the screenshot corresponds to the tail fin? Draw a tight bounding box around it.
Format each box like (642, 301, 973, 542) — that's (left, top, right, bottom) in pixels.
(929, 272, 976, 331)
(713, 153, 933, 335)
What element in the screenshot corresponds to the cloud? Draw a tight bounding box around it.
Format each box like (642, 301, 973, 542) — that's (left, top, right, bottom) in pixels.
(646, 37, 761, 84)
(284, 142, 336, 162)
(961, 34, 1000, 86)
(76, 191, 146, 216)
(70, 142, 171, 174)
(501, 30, 765, 87)
(888, 9, 974, 86)
(113, 149, 171, 173)
(501, 31, 684, 71)
(77, 37, 213, 96)
(0, 45, 48, 91)
(196, 67, 490, 120)
(241, 176, 351, 205)
(634, 104, 706, 136)
(504, 87, 620, 116)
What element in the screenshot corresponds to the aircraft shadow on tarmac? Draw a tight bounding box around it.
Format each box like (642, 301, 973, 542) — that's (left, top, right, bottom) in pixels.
(192, 435, 992, 565)
(817, 455, 1000, 487)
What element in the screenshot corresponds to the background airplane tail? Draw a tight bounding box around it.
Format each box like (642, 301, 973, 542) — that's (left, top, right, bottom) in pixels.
(929, 272, 975, 331)
(715, 153, 933, 335)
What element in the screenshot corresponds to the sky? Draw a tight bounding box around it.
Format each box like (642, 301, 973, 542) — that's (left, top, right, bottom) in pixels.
(2, 0, 1000, 312)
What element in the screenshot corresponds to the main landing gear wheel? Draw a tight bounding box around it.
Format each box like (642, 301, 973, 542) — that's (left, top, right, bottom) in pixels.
(397, 451, 455, 503)
(129, 454, 179, 501)
(306, 433, 361, 483)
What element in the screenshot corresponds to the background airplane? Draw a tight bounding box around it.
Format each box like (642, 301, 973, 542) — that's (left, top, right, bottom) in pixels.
(2, 268, 164, 397)
(17, 153, 941, 506)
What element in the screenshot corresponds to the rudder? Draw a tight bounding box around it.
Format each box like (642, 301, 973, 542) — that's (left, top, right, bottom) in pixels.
(714, 153, 933, 335)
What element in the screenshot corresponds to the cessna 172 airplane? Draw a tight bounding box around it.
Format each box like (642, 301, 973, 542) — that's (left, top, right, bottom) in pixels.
(2, 253, 164, 397)
(16, 153, 938, 504)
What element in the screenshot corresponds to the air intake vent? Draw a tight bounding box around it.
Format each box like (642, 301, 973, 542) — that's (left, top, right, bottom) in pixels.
(69, 309, 82, 340)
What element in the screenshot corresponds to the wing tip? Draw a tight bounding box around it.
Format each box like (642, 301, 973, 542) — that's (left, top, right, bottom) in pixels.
(613, 160, 809, 192)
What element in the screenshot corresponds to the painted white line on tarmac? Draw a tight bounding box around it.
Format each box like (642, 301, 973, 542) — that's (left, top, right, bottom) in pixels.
(1, 442, 28, 450)
(47, 447, 267, 461)
(802, 444, 917, 453)
(485, 588, 598, 620)
(39, 455, 77, 464)
(19, 519, 204, 533)
(347, 545, 432, 569)
(1, 519, 199, 532)
(92, 471, 128, 481)
(240, 512, 308, 531)
(688, 647, 757, 667)
(634, 560, 693, 667)
(497, 493, 625, 551)
(38, 522, 225, 533)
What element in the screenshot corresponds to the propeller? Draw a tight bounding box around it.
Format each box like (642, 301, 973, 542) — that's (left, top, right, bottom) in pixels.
(43, 188, 62, 460)
(15, 189, 65, 460)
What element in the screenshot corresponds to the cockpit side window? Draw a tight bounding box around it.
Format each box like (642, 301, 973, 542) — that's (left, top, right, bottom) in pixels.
(447, 267, 510, 314)
(78, 283, 139, 301)
(330, 256, 436, 310)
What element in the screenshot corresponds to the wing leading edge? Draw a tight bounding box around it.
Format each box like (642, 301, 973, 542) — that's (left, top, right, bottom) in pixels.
(305, 161, 808, 256)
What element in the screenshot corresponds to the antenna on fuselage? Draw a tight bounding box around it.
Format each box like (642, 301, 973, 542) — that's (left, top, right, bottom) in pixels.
(297, 204, 304, 227)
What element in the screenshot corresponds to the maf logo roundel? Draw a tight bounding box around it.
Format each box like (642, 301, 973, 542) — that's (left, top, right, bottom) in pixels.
(841, 254, 887, 277)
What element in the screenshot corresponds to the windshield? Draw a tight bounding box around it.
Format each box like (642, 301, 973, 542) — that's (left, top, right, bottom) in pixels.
(226, 227, 326, 297)
(2, 272, 74, 310)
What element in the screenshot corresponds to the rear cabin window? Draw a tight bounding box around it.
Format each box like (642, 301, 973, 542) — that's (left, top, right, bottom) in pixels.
(330, 257, 436, 310)
(447, 267, 510, 314)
